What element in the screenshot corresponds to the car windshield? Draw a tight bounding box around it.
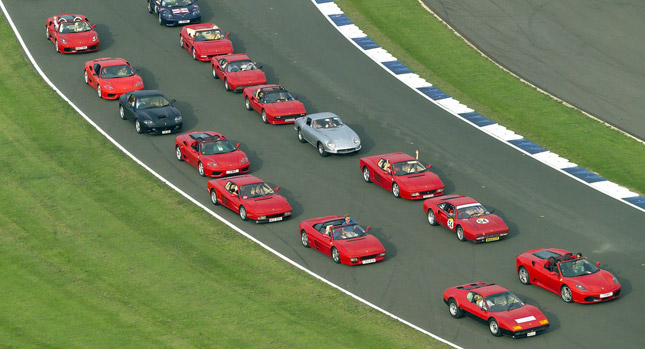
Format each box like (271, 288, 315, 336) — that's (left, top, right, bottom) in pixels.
(312, 117, 342, 129)
(456, 203, 489, 219)
(227, 60, 256, 72)
(239, 182, 274, 199)
(195, 29, 223, 41)
(330, 223, 368, 240)
(162, 0, 194, 6)
(101, 64, 135, 79)
(391, 160, 426, 175)
(200, 140, 236, 155)
(136, 95, 170, 109)
(485, 292, 525, 312)
(59, 21, 91, 33)
(559, 258, 600, 277)
(263, 90, 294, 103)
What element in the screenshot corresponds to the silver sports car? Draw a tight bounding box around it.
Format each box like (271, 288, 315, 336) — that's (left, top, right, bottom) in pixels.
(294, 112, 361, 156)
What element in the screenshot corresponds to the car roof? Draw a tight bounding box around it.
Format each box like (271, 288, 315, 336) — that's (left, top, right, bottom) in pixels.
(222, 54, 251, 62)
(381, 152, 414, 162)
(129, 90, 164, 98)
(92, 57, 129, 66)
(455, 283, 508, 296)
(307, 112, 339, 120)
(227, 175, 263, 186)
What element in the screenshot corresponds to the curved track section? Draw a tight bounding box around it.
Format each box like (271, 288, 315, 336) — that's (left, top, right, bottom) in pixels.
(3, 1, 644, 348)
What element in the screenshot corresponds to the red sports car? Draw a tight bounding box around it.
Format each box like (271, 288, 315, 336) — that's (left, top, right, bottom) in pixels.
(207, 175, 291, 223)
(360, 152, 444, 199)
(243, 84, 307, 124)
(516, 248, 621, 303)
(45, 14, 99, 53)
(443, 282, 549, 338)
(423, 195, 509, 242)
(84, 58, 144, 99)
(175, 131, 250, 177)
(179, 23, 233, 61)
(299, 216, 386, 265)
(211, 54, 266, 91)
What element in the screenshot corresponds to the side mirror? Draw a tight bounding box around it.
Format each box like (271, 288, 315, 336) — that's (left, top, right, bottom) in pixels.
(550, 271, 556, 275)
(365, 226, 371, 232)
(596, 261, 600, 267)
(170, 99, 176, 104)
(236, 142, 241, 148)
(92, 24, 96, 29)
(481, 306, 487, 312)
(274, 186, 280, 192)
(183, 140, 187, 145)
(225, 32, 230, 38)
(427, 164, 433, 169)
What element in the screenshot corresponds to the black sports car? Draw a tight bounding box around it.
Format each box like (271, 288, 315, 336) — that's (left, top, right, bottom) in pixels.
(147, 0, 201, 26)
(118, 90, 183, 134)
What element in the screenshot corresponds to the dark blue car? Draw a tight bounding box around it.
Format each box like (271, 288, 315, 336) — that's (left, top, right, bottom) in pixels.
(147, 0, 201, 26)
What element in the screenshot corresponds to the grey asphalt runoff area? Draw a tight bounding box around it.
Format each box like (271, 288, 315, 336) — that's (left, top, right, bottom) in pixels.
(4, 0, 644, 348)
(422, 0, 645, 141)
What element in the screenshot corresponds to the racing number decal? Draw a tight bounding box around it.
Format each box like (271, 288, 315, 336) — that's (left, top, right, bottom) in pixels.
(447, 218, 454, 229)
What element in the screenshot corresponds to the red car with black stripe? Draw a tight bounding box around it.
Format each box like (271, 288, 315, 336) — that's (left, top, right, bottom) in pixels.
(211, 54, 266, 91)
(243, 84, 306, 124)
(180, 23, 233, 61)
(175, 131, 250, 177)
(45, 14, 99, 53)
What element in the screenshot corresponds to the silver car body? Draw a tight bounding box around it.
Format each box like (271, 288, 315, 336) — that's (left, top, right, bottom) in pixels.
(294, 112, 361, 154)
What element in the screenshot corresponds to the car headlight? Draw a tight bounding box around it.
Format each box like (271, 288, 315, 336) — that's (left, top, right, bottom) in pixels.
(350, 258, 358, 263)
(512, 325, 522, 331)
(411, 193, 420, 197)
(192, 6, 200, 14)
(437, 188, 444, 192)
(143, 120, 154, 126)
(207, 161, 218, 167)
(353, 137, 360, 145)
(240, 157, 249, 164)
(135, 81, 144, 88)
(539, 319, 549, 325)
(284, 211, 291, 216)
(575, 284, 586, 291)
(613, 276, 619, 284)
(92, 35, 97, 42)
(326, 141, 335, 149)
(378, 252, 386, 257)
(161, 10, 171, 17)
(60, 38, 67, 44)
(103, 84, 114, 90)
(257, 216, 266, 220)
(174, 115, 182, 123)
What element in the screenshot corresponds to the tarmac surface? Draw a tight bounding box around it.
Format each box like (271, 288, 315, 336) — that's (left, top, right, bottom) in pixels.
(3, 0, 644, 347)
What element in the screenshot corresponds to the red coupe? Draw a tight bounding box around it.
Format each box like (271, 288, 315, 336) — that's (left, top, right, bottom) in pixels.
(175, 131, 250, 177)
(45, 14, 99, 53)
(423, 195, 509, 242)
(299, 216, 386, 265)
(207, 175, 291, 223)
(84, 58, 144, 99)
(179, 23, 233, 61)
(360, 152, 444, 199)
(243, 84, 306, 124)
(516, 248, 621, 303)
(211, 54, 266, 91)
(443, 282, 549, 338)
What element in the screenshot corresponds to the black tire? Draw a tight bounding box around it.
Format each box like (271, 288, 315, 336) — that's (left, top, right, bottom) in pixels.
(135, 119, 143, 134)
(84, 70, 89, 84)
(239, 206, 248, 221)
(212, 67, 219, 79)
(224, 78, 230, 91)
(362, 167, 371, 183)
(245, 97, 252, 110)
(198, 162, 205, 177)
(210, 189, 219, 205)
(261, 110, 268, 124)
(158, 13, 163, 25)
(392, 182, 401, 198)
(427, 209, 438, 226)
(192, 47, 196, 60)
(147, 0, 154, 13)
(55, 40, 60, 53)
(300, 230, 310, 248)
(97, 85, 102, 99)
(456, 226, 466, 242)
(561, 285, 573, 303)
(179, 35, 184, 48)
(489, 318, 502, 337)
(175, 145, 183, 161)
(331, 247, 340, 264)
(518, 266, 531, 285)
(297, 128, 306, 143)
(317, 142, 328, 157)
(448, 298, 464, 318)
(119, 105, 126, 120)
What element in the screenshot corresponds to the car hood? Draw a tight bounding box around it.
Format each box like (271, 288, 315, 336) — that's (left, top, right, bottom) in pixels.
(336, 235, 385, 256)
(137, 106, 180, 122)
(570, 270, 619, 292)
(243, 194, 291, 215)
(195, 40, 233, 54)
(228, 70, 266, 84)
(202, 150, 246, 168)
(495, 304, 546, 329)
(398, 171, 444, 190)
(320, 126, 358, 143)
(105, 76, 143, 91)
(265, 101, 306, 116)
(461, 214, 508, 234)
(59, 31, 96, 45)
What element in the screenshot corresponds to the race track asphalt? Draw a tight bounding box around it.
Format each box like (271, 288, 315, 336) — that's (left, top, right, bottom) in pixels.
(4, 0, 644, 348)
(421, 0, 645, 141)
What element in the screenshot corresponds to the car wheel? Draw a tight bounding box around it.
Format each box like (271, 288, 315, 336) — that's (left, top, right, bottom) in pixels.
(119, 105, 126, 120)
(561, 285, 573, 303)
(45, 26, 49, 40)
(427, 209, 438, 226)
(317, 142, 328, 157)
(261, 110, 268, 124)
(224, 78, 231, 91)
(147, 0, 154, 13)
(456, 226, 466, 242)
(245, 97, 252, 110)
(84, 70, 89, 84)
(518, 266, 531, 285)
(239, 206, 248, 221)
(448, 298, 464, 318)
(158, 13, 163, 25)
(175, 145, 183, 161)
(212, 67, 219, 79)
(331, 247, 340, 264)
(488, 318, 502, 337)
(392, 183, 401, 198)
(362, 167, 371, 183)
(210, 189, 219, 205)
(198, 162, 205, 177)
(296, 128, 306, 143)
(300, 230, 310, 248)
(97, 85, 102, 99)
(179, 35, 183, 48)
(135, 119, 143, 134)
(192, 47, 196, 60)
(55, 40, 59, 53)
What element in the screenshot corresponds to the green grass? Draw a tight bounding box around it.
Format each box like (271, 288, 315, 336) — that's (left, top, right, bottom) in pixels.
(337, 0, 645, 195)
(0, 17, 449, 348)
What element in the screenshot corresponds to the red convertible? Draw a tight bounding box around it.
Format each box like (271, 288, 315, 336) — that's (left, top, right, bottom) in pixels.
(211, 54, 266, 91)
(516, 248, 621, 303)
(299, 216, 386, 265)
(443, 282, 549, 338)
(243, 84, 306, 124)
(179, 23, 233, 61)
(423, 195, 509, 242)
(360, 152, 444, 199)
(207, 175, 291, 223)
(84, 58, 144, 99)
(45, 14, 99, 53)
(175, 131, 250, 177)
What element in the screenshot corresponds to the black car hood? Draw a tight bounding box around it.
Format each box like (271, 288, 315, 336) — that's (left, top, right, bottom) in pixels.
(136, 107, 180, 123)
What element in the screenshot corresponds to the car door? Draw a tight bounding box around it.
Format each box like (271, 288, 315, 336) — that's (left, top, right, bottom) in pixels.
(182, 141, 200, 167)
(301, 117, 315, 144)
(88, 64, 101, 88)
(249, 90, 263, 113)
(215, 59, 227, 80)
(312, 227, 332, 256)
(533, 261, 561, 293)
(372, 158, 389, 187)
(220, 181, 237, 209)
(123, 94, 137, 120)
(435, 202, 454, 229)
(47, 21, 56, 42)
(462, 292, 487, 319)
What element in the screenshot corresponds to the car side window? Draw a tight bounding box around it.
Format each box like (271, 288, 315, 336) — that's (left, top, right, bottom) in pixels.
(219, 59, 227, 68)
(306, 118, 311, 126)
(128, 94, 135, 107)
(443, 203, 454, 215)
(93, 64, 100, 75)
(437, 203, 446, 211)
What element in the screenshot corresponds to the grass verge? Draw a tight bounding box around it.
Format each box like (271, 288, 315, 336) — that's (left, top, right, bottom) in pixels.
(337, 0, 645, 195)
(0, 17, 449, 348)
